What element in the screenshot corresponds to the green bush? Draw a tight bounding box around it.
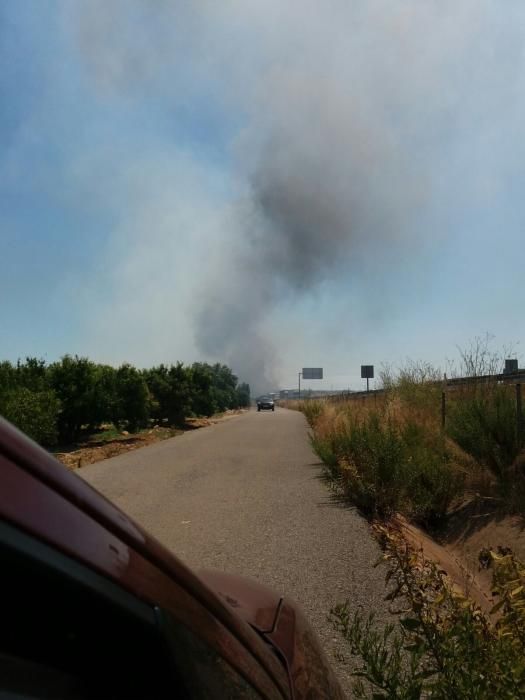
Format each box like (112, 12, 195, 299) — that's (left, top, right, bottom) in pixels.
(0, 387, 60, 446)
(337, 414, 407, 517)
(447, 386, 520, 481)
(300, 399, 325, 427)
(401, 422, 461, 525)
(332, 529, 525, 699)
(312, 412, 461, 525)
(310, 434, 339, 477)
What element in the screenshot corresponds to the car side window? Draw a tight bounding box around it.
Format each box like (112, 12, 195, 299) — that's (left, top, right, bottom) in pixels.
(157, 611, 267, 699)
(0, 652, 92, 700)
(0, 520, 180, 699)
(0, 518, 284, 699)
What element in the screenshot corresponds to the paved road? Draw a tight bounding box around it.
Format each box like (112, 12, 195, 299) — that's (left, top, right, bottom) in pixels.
(80, 407, 392, 695)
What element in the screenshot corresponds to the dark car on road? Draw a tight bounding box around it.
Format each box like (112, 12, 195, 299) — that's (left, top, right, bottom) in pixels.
(257, 397, 275, 412)
(0, 416, 344, 699)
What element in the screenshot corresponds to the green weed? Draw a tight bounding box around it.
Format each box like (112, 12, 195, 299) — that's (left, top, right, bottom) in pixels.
(332, 528, 525, 699)
(310, 410, 462, 525)
(447, 385, 521, 482)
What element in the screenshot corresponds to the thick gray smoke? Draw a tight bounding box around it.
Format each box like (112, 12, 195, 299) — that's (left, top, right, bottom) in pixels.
(194, 61, 424, 391)
(61, 1, 525, 393)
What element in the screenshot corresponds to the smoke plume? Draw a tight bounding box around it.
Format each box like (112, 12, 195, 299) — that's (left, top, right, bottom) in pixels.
(61, 1, 525, 392)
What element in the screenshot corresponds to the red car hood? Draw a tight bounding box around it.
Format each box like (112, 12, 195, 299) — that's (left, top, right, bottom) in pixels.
(0, 416, 344, 700)
(200, 570, 345, 700)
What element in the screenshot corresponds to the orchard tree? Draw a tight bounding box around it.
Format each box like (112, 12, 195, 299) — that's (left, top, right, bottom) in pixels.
(0, 387, 60, 446)
(189, 363, 217, 417)
(15, 357, 50, 392)
(145, 363, 191, 426)
(210, 363, 238, 412)
(236, 382, 251, 408)
(49, 356, 98, 441)
(114, 364, 150, 431)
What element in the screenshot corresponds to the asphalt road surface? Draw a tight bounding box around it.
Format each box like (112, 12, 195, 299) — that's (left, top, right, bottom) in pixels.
(80, 407, 392, 695)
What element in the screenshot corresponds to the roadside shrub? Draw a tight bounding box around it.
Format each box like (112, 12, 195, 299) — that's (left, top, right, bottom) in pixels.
(300, 399, 325, 427)
(447, 385, 520, 481)
(401, 422, 461, 525)
(0, 387, 60, 446)
(395, 360, 443, 414)
(332, 528, 525, 699)
(310, 409, 462, 525)
(337, 413, 407, 517)
(310, 434, 339, 477)
(299, 359, 525, 523)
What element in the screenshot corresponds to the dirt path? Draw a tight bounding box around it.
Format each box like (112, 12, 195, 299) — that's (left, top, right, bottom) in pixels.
(79, 406, 394, 695)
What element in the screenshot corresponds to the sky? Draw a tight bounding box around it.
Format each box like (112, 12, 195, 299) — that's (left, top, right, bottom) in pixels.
(1, 1, 524, 394)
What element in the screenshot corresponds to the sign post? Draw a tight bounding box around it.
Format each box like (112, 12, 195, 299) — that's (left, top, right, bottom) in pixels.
(300, 368, 323, 398)
(361, 365, 374, 393)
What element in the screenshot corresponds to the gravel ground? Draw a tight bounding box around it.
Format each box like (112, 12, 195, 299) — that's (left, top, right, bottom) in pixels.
(79, 406, 393, 696)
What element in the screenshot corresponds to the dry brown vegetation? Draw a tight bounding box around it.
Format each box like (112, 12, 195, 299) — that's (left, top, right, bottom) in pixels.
(291, 376, 524, 524)
(288, 371, 525, 609)
(293, 348, 525, 696)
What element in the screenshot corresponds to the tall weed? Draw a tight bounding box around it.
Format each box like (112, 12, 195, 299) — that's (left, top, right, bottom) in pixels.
(332, 528, 525, 699)
(308, 405, 462, 525)
(447, 385, 520, 481)
(338, 413, 461, 525)
(300, 362, 524, 521)
(298, 399, 325, 427)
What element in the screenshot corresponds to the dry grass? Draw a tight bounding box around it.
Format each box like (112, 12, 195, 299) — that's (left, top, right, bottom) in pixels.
(290, 379, 525, 524)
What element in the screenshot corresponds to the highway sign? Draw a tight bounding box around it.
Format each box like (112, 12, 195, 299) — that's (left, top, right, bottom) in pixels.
(302, 368, 323, 380)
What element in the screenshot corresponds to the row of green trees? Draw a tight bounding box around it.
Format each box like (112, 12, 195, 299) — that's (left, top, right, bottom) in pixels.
(0, 357, 250, 446)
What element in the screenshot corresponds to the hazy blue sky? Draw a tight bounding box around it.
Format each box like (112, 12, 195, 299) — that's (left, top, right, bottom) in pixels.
(1, 1, 524, 392)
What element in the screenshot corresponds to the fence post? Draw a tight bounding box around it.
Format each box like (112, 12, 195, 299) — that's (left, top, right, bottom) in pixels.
(441, 390, 446, 431)
(517, 383, 523, 447)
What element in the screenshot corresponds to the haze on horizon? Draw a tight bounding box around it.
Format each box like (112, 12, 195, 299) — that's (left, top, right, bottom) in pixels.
(1, 2, 524, 394)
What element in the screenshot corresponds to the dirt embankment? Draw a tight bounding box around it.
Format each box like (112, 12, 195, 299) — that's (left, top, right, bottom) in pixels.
(53, 410, 245, 470)
(395, 505, 525, 614)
